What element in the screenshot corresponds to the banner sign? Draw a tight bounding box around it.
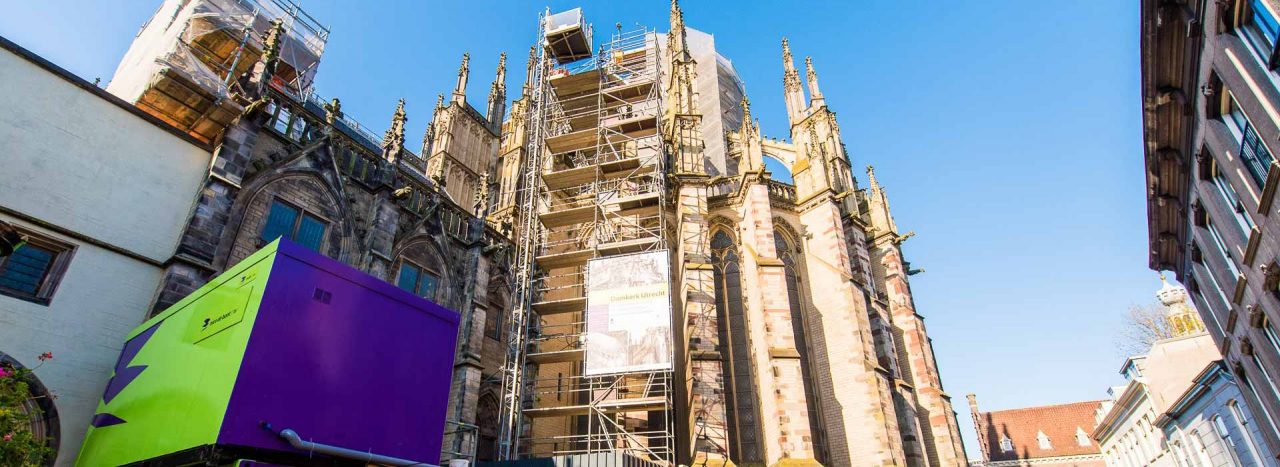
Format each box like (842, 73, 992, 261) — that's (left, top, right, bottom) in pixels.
(584, 250, 672, 375)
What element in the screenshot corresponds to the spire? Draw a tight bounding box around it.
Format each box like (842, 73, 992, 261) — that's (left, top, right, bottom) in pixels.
(740, 96, 755, 135)
(668, 0, 690, 60)
(781, 38, 806, 124)
(381, 98, 407, 162)
(805, 56, 824, 107)
(422, 93, 444, 155)
(453, 53, 470, 104)
(487, 52, 508, 128)
(865, 165, 898, 234)
(523, 46, 537, 95)
(738, 96, 763, 173)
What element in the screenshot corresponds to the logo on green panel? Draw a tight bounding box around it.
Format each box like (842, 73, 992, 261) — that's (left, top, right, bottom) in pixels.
(187, 286, 252, 344)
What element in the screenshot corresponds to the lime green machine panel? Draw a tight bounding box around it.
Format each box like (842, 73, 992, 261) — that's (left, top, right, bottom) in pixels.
(75, 243, 279, 466)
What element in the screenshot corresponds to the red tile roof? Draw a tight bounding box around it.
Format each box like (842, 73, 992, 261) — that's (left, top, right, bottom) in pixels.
(974, 400, 1105, 462)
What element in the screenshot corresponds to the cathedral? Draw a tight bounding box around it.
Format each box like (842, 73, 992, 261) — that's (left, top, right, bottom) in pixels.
(78, 0, 968, 465)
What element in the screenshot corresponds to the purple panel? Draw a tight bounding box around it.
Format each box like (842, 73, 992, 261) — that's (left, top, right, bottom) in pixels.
(218, 240, 460, 463)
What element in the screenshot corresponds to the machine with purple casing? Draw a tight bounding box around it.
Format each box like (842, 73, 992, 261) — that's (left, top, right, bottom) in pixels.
(76, 239, 460, 466)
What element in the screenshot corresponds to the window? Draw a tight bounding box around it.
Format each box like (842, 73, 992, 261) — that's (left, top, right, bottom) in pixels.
(1235, 365, 1280, 442)
(397, 261, 440, 302)
(260, 200, 327, 251)
(1213, 415, 1236, 447)
(1206, 219, 1242, 279)
(1223, 95, 1275, 188)
(1076, 427, 1091, 447)
(1037, 430, 1052, 450)
(1227, 400, 1265, 465)
(1000, 436, 1014, 452)
(1242, 0, 1280, 65)
(1189, 272, 1228, 335)
(0, 228, 74, 305)
(1212, 164, 1258, 236)
(485, 287, 507, 340)
(1252, 353, 1280, 403)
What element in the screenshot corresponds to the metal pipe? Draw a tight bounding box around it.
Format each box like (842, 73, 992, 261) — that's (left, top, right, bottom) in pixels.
(276, 428, 438, 467)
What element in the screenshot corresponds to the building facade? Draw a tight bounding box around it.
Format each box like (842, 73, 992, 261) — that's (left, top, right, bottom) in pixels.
(0, 36, 212, 464)
(1142, 0, 1280, 463)
(2, 0, 967, 465)
(1091, 277, 1271, 467)
(967, 396, 1106, 467)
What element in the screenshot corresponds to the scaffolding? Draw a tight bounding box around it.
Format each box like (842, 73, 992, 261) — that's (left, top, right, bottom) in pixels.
(498, 9, 675, 465)
(109, 0, 329, 143)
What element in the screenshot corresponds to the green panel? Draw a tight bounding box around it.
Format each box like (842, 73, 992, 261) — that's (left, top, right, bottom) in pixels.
(75, 242, 282, 466)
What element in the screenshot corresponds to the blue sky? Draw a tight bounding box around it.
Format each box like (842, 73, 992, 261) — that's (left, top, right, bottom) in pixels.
(2, 0, 1151, 458)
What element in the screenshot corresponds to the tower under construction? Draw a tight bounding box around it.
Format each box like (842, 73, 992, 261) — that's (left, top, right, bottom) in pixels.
(490, 3, 968, 466)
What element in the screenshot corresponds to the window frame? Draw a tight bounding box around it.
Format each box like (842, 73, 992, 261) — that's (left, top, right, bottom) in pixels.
(1206, 218, 1243, 279)
(260, 198, 329, 252)
(1212, 161, 1258, 237)
(1239, 0, 1280, 69)
(1221, 93, 1276, 188)
(396, 258, 442, 302)
(0, 226, 75, 306)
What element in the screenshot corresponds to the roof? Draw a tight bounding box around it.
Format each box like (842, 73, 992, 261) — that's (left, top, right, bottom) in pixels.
(975, 400, 1105, 462)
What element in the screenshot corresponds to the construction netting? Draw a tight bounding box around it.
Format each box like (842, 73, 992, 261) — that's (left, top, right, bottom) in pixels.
(108, 0, 328, 104)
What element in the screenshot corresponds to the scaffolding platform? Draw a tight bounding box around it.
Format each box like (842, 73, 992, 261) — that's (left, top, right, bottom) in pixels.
(532, 297, 587, 315)
(535, 249, 595, 269)
(538, 204, 599, 228)
(528, 348, 585, 365)
(524, 397, 667, 418)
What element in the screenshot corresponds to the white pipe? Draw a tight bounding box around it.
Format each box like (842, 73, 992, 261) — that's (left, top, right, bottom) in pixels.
(277, 428, 438, 467)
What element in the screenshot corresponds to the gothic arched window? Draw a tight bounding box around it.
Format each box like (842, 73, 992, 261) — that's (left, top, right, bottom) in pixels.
(393, 240, 450, 308)
(485, 280, 509, 340)
(774, 229, 826, 460)
(710, 230, 762, 463)
(475, 393, 499, 461)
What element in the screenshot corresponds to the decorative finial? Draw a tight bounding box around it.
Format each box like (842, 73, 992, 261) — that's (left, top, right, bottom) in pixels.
(496, 52, 507, 81)
(323, 98, 342, 126)
(453, 53, 471, 102)
(782, 38, 793, 64)
(523, 46, 537, 94)
(382, 98, 407, 161)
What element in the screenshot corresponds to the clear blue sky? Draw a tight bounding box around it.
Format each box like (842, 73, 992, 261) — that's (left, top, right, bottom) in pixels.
(2, 0, 1153, 459)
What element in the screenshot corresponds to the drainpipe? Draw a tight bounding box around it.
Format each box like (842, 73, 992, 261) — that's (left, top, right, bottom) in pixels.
(276, 427, 438, 467)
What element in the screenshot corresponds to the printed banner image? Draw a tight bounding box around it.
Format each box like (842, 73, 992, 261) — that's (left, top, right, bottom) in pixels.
(584, 250, 672, 375)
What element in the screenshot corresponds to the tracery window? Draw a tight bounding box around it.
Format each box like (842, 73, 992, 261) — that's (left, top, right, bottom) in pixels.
(710, 230, 761, 463)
